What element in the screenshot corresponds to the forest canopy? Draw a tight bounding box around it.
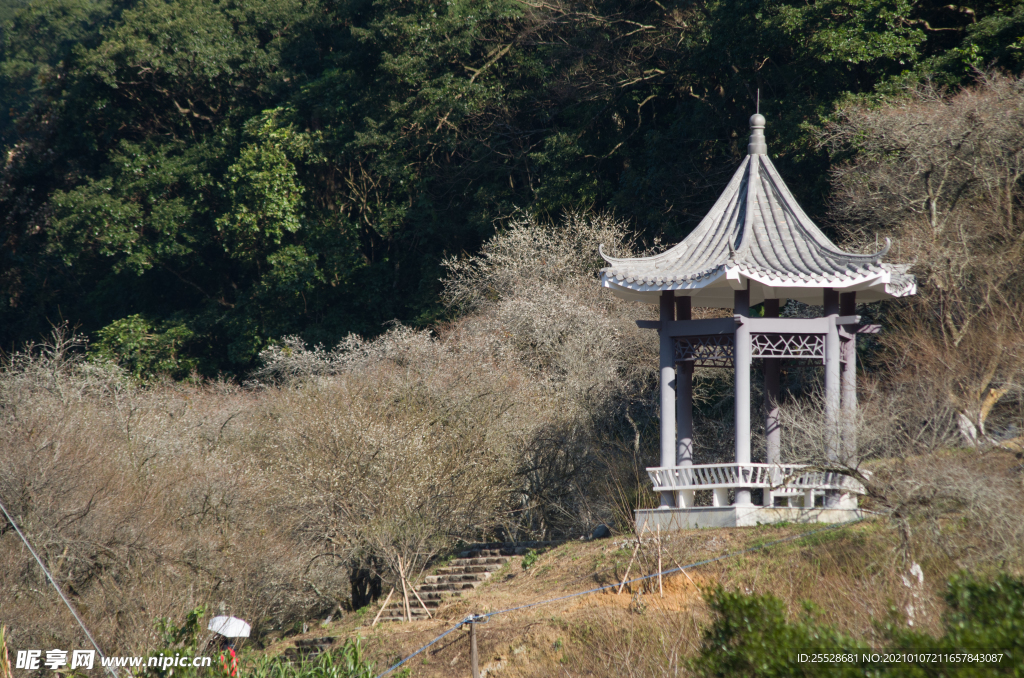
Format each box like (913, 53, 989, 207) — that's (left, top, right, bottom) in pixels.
(1, 0, 1022, 375)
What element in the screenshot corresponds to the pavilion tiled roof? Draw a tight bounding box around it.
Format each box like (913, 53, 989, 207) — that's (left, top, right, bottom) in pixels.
(599, 115, 916, 307)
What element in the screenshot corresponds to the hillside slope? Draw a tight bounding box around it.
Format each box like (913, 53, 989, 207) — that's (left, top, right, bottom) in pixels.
(266, 516, 962, 677)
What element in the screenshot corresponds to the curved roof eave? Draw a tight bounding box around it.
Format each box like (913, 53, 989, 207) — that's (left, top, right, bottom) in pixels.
(601, 258, 916, 306)
(597, 114, 914, 300)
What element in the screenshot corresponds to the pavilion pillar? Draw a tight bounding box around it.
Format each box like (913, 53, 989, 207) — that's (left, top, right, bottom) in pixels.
(659, 291, 677, 508)
(763, 298, 781, 507)
(824, 288, 841, 508)
(675, 296, 695, 508)
(840, 292, 857, 464)
(734, 287, 752, 507)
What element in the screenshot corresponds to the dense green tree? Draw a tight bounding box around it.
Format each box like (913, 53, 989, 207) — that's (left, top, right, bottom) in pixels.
(1, 0, 341, 368)
(1, 0, 1020, 375)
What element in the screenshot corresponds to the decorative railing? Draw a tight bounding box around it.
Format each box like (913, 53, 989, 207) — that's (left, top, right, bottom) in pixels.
(647, 463, 866, 494)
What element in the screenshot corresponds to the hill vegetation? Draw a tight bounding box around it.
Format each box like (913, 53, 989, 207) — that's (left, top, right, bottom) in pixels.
(1, 0, 1024, 673)
(1, 0, 1022, 373)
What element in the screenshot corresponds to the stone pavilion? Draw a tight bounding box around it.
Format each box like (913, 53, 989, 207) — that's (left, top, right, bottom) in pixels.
(599, 114, 915, 530)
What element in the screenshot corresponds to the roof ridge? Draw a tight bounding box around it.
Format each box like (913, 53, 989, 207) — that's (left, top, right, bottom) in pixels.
(757, 156, 888, 263)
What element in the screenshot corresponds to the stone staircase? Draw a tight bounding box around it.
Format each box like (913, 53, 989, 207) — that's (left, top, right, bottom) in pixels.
(376, 543, 557, 623)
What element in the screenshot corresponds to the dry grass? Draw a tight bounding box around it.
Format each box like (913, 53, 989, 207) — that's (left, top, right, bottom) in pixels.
(0, 327, 327, 655)
(299, 517, 974, 677)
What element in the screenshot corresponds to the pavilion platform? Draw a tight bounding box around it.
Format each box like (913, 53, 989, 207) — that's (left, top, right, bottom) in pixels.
(636, 506, 863, 531)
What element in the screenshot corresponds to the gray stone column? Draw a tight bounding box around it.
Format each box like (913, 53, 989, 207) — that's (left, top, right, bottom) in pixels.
(823, 288, 841, 508)
(734, 287, 752, 506)
(659, 291, 677, 508)
(763, 298, 781, 507)
(675, 296, 695, 507)
(840, 292, 857, 464)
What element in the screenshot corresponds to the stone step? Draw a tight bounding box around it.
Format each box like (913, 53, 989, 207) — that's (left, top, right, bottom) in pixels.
(418, 581, 481, 592)
(295, 637, 336, 648)
(424, 572, 492, 585)
(449, 556, 508, 567)
(372, 549, 526, 624)
(282, 637, 336, 664)
(436, 563, 505, 575)
(460, 549, 514, 558)
(457, 541, 563, 559)
(282, 647, 325, 663)
(418, 590, 463, 601)
(386, 598, 442, 610)
(380, 607, 431, 616)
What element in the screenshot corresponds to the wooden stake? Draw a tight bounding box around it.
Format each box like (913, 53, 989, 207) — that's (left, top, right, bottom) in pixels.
(470, 618, 479, 678)
(669, 554, 699, 591)
(398, 558, 412, 622)
(618, 522, 652, 595)
(617, 539, 642, 595)
(371, 587, 395, 627)
(1, 624, 13, 678)
(657, 524, 663, 598)
(411, 584, 433, 619)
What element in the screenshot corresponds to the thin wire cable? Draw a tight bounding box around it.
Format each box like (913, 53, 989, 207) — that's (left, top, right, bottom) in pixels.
(0, 498, 118, 678)
(374, 517, 864, 677)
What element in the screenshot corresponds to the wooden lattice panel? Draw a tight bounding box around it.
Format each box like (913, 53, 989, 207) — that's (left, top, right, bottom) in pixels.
(674, 335, 734, 367)
(750, 333, 825, 361)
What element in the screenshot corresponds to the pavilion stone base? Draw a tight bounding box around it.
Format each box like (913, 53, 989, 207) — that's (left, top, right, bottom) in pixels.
(636, 506, 864, 532)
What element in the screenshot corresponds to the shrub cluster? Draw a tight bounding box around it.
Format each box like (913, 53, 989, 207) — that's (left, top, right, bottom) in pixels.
(0, 212, 665, 655)
(693, 572, 1024, 677)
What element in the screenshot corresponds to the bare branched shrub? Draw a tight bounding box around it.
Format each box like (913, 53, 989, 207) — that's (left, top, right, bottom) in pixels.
(443, 211, 665, 534)
(798, 76, 1024, 568)
(0, 324, 126, 404)
(776, 380, 1024, 569)
(777, 383, 895, 470)
(0, 327, 345, 656)
(178, 211, 668, 616)
(253, 330, 528, 602)
(251, 324, 442, 385)
(866, 451, 1024, 569)
(443, 211, 641, 312)
(443, 211, 655, 398)
(823, 72, 1024, 450)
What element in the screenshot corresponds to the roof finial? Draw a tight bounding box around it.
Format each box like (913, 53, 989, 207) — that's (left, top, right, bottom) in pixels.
(748, 110, 766, 155)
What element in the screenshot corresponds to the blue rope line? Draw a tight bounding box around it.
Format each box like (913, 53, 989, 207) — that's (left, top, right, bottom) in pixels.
(373, 517, 864, 677)
(372, 622, 463, 678)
